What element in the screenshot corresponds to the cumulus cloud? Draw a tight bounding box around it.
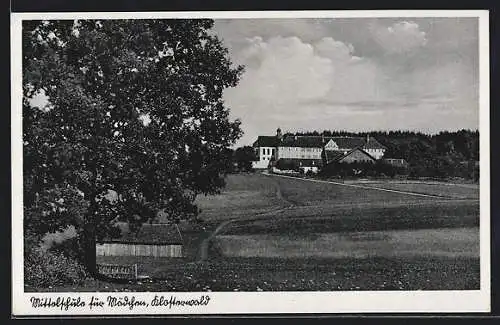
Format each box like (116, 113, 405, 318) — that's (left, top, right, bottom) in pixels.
(224, 35, 392, 145)
(225, 36, 334, 115)
(314, 37, 358, 62)
(371, 21, 428, 54)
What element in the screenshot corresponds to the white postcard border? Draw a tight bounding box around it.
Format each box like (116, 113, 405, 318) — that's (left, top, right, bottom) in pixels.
(11, 10, 491, 316)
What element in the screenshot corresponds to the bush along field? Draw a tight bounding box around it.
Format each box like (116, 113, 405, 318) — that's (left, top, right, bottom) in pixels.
(26, 173, 480, 292)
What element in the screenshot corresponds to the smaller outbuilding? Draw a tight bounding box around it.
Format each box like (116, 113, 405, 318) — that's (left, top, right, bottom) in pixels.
(382, 158, 409, 168)
(96, 223, 183, 258)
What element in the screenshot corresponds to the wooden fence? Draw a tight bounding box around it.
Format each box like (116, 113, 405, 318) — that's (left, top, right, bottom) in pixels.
(97, 263, 138, 280)
(96, 242, 183, 258)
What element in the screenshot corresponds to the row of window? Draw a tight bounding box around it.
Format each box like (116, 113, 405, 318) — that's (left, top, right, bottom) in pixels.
(260, 155, 318, 161)
(281, 147, 321, 152)
(261, 148, 275, 156)
(258, 147, 384, 157)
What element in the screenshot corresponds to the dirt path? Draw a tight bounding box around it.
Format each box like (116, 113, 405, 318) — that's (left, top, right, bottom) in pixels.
(198, 178, 295, 261)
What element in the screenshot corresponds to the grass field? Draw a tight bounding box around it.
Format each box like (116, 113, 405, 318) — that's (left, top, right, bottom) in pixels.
(198, 173, 479, 291)
(269, 175, 477, 206)
(218, 200, 478, 235)
(214, 227, 479, 259)
(194, 174, 287, 221)
(352, 181, 479, 199)
(195, 173, 479, 221)
(29, 172, 481, 292)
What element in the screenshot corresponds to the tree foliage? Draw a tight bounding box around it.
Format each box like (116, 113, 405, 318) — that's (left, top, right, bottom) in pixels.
(233, 146, 257, 172)
(23, 19, 243, 274)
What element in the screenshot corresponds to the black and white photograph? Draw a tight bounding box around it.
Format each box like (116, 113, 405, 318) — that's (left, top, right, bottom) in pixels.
(11, 10, 490, 315)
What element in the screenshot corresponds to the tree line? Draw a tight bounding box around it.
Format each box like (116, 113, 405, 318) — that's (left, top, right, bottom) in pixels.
(290, 129, 479, 180)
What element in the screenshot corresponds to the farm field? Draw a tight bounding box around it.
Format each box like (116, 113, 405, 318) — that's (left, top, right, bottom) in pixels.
(195, 173, 479, 222)
(218, 199, 478, 235)
(198, 173, 480, 290)
(268, 174, 478, 206)
(194, 173, 287, 221)
(28, 256, 479, 292)
(31, 173, 480, 292)
(213, 227, 479, 259)
(350, 180, 479, 199)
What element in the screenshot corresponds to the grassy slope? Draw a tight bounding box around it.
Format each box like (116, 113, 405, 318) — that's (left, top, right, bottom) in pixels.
(196, 174, 479, 219)
(270, 175, 474, 206)
(33, 173, 480, 292)
(194, 174, 286, 221)
(354, 181, 479, 199)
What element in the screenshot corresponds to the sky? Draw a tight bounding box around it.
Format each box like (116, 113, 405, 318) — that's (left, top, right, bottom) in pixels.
(28, 17, 480, 148)
(213, 18, 480, 147)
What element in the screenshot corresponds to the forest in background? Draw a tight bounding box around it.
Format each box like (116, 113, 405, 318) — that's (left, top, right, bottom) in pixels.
(276, 129, 480, 180)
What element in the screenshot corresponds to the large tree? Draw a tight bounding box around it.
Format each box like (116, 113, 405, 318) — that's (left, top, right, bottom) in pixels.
(23, 19, 243, 275)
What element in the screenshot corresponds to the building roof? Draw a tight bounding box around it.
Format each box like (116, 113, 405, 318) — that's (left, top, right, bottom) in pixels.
(100, 223, 183, 245)
(324, 150, 346, 163)
(325, 148, 376, 164)
(326, 137, 365, 149)
(279, 135, 324, 148)
(362, 137, 387, 149)
(253, 134, 386, 150)
(339, 148, 376, 162)
(253, 136, 280, 147)
(326, 136, 386, 150)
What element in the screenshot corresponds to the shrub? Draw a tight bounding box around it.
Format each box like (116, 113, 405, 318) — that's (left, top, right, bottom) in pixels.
(276, 159, 300, 172)
(319, 161, 406, 178)
(24, 244, 88, 288)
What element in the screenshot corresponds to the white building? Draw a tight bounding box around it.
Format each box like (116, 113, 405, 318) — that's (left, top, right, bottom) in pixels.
(276, 136, 323, 160)
(252, 129, 387, 170)
(252, 135, 278, 169)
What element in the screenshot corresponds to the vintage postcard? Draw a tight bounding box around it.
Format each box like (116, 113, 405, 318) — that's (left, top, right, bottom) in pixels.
(11, 10, 490, 316)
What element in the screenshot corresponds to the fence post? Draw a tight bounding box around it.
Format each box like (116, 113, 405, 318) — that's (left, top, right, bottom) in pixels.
(134, 263, 138, 280)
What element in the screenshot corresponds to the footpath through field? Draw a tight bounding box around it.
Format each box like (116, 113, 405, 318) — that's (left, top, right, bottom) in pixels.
(198, 177, 294, 261)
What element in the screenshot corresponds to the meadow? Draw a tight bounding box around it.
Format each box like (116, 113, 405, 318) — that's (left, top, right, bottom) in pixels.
(194, 173, 288, 221)
(32, 172, 480, 292)
(351, 180, 479, 199)
(196, 173, 480, 291)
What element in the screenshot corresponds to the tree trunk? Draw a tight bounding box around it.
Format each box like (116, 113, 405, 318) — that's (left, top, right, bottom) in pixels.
(82, 221, 97, 277)
(81, 192, 99, 277)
